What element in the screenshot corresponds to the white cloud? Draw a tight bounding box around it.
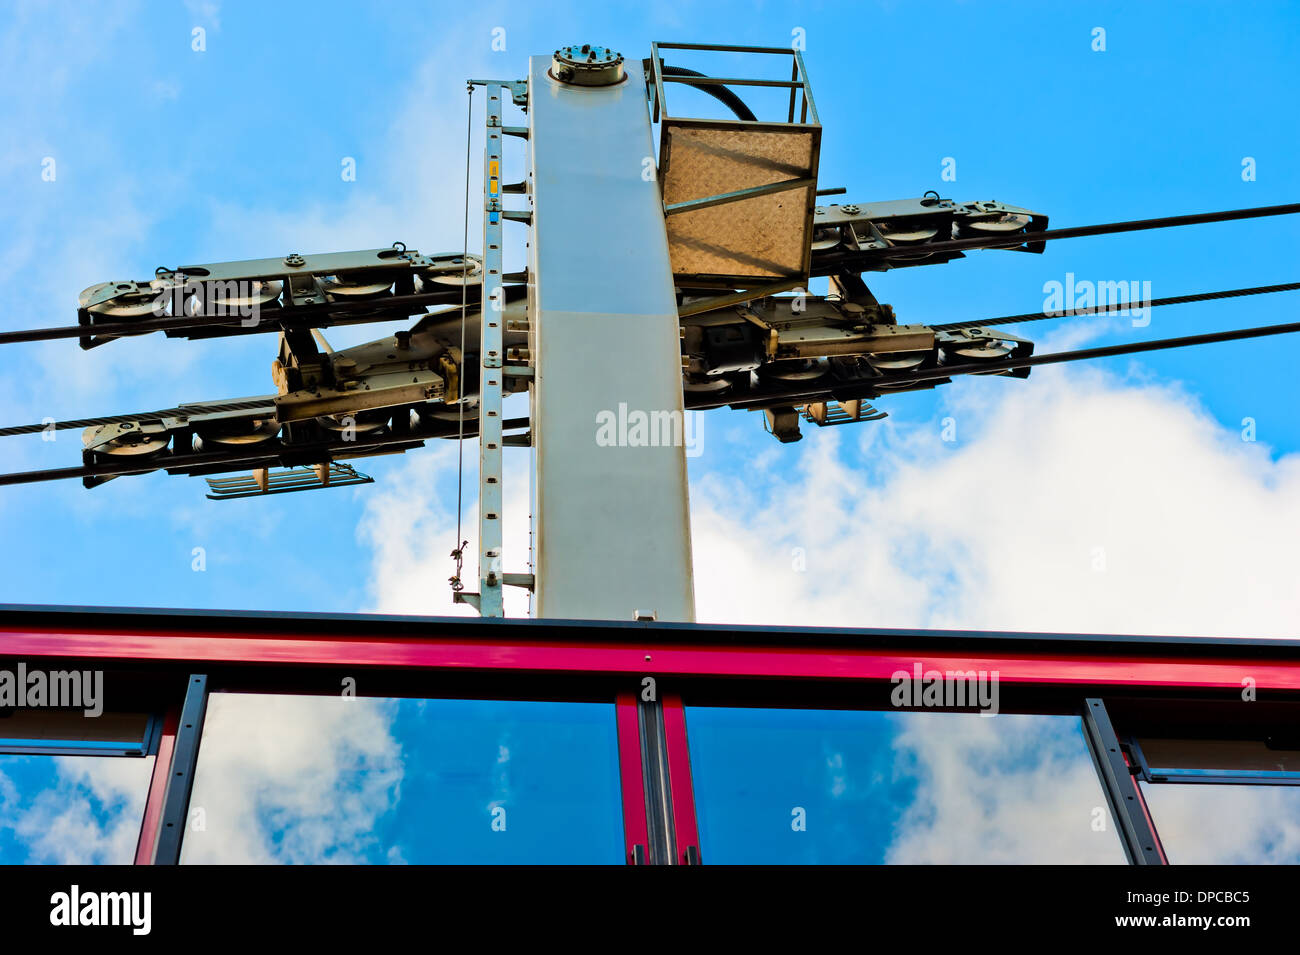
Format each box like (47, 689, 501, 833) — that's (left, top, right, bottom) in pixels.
(684, 365, 1300, 863)
(1139, 783, 1300, 863)
(691, 366, 1300, 637)
(884, 713, 1126, 863)
(358, 440, 532, 617)
(181, 693, 403, 864)
(352, 363, 1300, 864)
(352, 340, 1300, 640)
(1, 755, 152, 864)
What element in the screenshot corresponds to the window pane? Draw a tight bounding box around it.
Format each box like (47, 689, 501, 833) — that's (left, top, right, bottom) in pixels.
(1137, 737, 1300, 782)
(181, 694, 624, 864)
(0, 754, 154, 863)
(1140, 737, 1300, 773)
(0, 710, 151, 755)
(685, 707, 1125, 864)
(1139, 781, 1300, 863)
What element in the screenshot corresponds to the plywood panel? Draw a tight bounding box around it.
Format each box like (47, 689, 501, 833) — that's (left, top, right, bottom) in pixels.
(661, 124, 819, 282)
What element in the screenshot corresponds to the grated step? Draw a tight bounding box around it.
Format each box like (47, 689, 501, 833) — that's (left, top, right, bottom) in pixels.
(205, 463, 373, 500)
(801, 400, 888, 427)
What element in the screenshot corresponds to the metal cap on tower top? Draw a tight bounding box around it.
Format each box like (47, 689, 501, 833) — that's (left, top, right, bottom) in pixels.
(551, 44, 625, 86)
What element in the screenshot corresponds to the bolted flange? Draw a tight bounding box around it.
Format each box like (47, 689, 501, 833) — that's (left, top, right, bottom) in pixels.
(551, 44, 625, 86)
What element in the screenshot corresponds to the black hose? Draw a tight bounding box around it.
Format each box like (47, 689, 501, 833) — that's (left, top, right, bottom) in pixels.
(660, 65, 757, 121)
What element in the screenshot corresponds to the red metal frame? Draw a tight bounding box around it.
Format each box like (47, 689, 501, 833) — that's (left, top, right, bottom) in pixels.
(661, 693, 699, 864)
(134, 706, 178, 865)
(615, 691, 650, 865)
(3, 621, 1300, 689)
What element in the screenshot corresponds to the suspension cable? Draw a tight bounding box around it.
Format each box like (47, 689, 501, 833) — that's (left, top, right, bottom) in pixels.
(713, 317, 1300, 411)
(933, 281, 1300, 332)
(905, 317, 1300, 384)
(0, 289, 470, 347)
(812, 201, 1300, 275)
(0, 398, 275, 438)
(873, 318, 1300, 392)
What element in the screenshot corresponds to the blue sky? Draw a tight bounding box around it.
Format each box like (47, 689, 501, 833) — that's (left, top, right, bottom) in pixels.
(180, 696, 626, 864)
(686, 708, 1127, 863)
(1, 0, 1299, 864)
(0, 0, 1297, 617)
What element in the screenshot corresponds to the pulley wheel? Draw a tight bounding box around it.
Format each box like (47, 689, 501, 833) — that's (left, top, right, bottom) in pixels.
(78, 281, 167, 319)
(195, 418, 281, 447)
(316, 410, 388, 434)
(866, 351, 929, 372)
(82, 423, 170, 457)
(419, 256, 484, 287)
(963, 213, 1031, 233)
(320, 271, 397, 299)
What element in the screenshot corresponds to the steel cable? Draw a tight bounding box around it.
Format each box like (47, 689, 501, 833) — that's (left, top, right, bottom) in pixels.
(0, 398, 275, 438)
(933, 281, 1300, 332)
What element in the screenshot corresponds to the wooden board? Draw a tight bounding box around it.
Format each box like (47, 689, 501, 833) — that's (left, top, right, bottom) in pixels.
(660, 123, 820, 283)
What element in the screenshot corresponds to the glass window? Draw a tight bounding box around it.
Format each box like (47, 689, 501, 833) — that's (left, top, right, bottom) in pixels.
(0, 753, 154, 863)
(1136, 736, 1300, 783)
(684, 707, 1126, 864)
(1139, 782, 1300, 864)
(0, 710, 152, 756)
(181, 693, 625, 864)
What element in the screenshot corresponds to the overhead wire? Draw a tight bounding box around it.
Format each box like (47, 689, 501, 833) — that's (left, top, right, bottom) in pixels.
(933, 281, 1300, 332)
(812, 201, 1300, 275)
(0, 398, 275, 438)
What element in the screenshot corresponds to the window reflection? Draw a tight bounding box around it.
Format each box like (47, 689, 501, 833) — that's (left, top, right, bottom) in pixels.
(0, 710, 152, 756)
(0, 754, 154, 863)
(181, 694, 625, 864)
(1139, 781, 1300, 863)
(685, 707, 1126, 864)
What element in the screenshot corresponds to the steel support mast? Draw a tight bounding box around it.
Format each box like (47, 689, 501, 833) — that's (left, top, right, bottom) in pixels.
(525, 48, 695, 621)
